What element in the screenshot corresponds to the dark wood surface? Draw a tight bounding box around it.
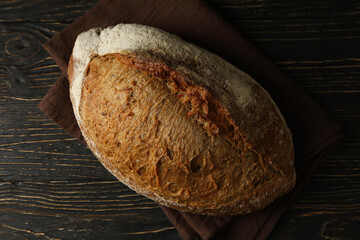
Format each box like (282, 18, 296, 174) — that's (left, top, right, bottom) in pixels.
(0, 0, 359, 239)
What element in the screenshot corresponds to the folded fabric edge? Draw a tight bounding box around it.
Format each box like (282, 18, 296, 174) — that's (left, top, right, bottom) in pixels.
(37, 99, 84, 143)
(37, 75, 85, 142)
(42, 43, 69, 77)
(253, 130, 343, 240)
(161, 205, 199, 240)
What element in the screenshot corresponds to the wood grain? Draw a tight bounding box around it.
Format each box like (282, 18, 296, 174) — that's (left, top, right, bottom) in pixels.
(0, 0, 359, 239)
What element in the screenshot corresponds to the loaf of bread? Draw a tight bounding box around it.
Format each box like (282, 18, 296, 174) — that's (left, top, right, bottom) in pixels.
(68, 24, 296, 216)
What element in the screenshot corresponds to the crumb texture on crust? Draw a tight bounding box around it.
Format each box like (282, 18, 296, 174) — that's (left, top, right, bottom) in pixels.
(69, 24, 296, 216)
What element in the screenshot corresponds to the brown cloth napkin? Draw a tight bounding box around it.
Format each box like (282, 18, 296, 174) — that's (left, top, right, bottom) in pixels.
(38, 0, 343, 239)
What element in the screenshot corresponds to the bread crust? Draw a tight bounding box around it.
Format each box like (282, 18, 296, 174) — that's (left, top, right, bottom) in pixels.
(68, 24, 296, 216)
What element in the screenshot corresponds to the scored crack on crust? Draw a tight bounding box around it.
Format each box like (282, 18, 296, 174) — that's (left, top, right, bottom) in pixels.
(68, 24, 296, 216)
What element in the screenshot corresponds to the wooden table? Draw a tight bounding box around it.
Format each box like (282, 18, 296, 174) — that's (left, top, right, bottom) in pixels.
(0, 0, 359, 239)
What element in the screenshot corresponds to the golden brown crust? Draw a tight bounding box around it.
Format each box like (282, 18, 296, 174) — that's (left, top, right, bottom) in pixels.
(69, 53, 296, 216)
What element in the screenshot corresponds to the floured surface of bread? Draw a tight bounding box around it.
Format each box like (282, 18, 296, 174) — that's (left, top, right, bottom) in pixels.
(68, 24, 296, 216)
